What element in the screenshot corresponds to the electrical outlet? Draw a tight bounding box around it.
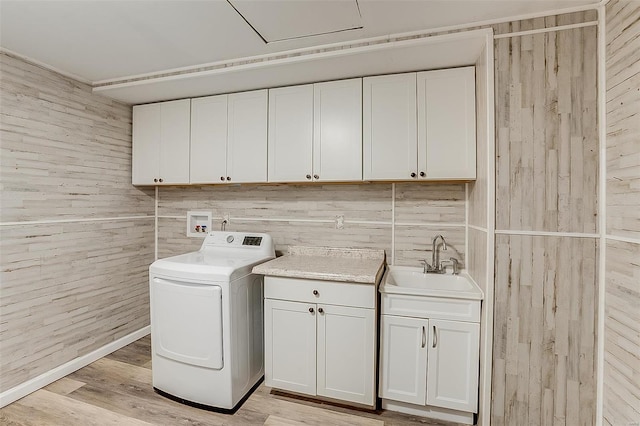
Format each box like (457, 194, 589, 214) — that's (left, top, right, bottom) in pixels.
(335, 214, 344, 230)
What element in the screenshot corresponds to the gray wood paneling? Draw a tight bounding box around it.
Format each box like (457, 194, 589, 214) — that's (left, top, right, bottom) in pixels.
(0, 220, 154, 391)
(0, 52, 155, 393)
(491, 12, 599, 425)
(0, 53, 155, 222)
(468, 43, 489, 229)
(158, 184, 393, 222)
(603, 239, 640, 425)
(494, 22, 598, 233)
(492, 235, 598, 426)
(468, 228, 487, 291)
(157, 183, 466, 265)
(394, 183, 465, 224)
(606, 0, 640, 240)
(604, 2, 640, 424)
(157, 217, 392, 260)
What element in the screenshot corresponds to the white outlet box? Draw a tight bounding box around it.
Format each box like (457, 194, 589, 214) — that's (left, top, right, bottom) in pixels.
(187, 211, 212, 237)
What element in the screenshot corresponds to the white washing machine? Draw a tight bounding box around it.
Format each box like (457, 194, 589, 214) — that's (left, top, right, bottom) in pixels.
(149, 231, 275, 412)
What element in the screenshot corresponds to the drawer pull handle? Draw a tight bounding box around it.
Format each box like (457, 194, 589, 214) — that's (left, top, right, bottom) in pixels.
(421, 326, 426, 348)
(313, 290, 319, 296)
(309, 307, 314, 314)
(432, 325, 437, 348)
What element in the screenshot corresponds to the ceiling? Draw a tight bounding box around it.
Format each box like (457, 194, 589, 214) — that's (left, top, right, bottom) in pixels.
(0, 0, 599, 103)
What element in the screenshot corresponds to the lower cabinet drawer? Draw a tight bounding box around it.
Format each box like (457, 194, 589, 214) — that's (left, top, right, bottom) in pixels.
(264, 276, 376, 309)
(381, 293, 480, 322)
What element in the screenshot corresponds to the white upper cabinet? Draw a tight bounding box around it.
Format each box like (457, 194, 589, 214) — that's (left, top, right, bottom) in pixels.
(418, 67, 476, 180)
(269, 79, 363, 183)
(133, 67, 476, 186)
(190, 89, 267, 184)
(133, 99, 190, 185)
(226, 90, 268, 183)
(190, 95, 228, 184)
(268, 84, 314, 183)
(364, 68, 476, 181)
(363, 73, 417, 180)
(313, 79, 362, 181)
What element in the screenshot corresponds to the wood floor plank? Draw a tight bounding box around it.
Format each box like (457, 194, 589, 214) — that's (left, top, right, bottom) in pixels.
(42, 377, 85, 395)
(3, 389, 153, 426)
(264, 415, 307, 426)
(1, 335, 463, 426)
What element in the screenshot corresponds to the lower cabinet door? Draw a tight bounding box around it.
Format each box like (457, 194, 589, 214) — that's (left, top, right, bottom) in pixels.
(426, 319, 480, 413)
(316, 305, 375, 405)
(379, 314, 429, 405)
(264, 299, 317, 396)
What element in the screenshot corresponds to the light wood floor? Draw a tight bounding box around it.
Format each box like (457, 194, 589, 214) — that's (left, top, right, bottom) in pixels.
(1, 335, 461, 425)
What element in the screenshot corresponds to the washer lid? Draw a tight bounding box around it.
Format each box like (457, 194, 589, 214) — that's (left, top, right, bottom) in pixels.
(150, 251, 273, 282)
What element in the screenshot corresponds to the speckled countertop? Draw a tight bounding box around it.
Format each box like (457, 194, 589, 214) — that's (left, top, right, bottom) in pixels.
(252, 246, 386, 285)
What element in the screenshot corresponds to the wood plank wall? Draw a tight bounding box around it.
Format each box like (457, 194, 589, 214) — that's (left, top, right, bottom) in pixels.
(0, 53, 155, 393)
(604, 1, 640, 424)
(156, 183, 467, 267)
(490, 11, 599, 426)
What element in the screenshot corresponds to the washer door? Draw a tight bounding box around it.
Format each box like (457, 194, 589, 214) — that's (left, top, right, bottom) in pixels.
(151, 277, 223, 369)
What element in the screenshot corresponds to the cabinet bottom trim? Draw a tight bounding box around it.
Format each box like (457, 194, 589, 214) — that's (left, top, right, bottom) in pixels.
(381, 399, 474, 425)
(270, 388, 377, 411)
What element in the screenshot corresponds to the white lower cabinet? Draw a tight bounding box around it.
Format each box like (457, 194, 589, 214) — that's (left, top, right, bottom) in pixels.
(264, 277, 377, 407)
(426, 319, 480, 412)
(379, 296, 480, 418)
(264, 299, 317, 395)
(379, 315, 428, 405)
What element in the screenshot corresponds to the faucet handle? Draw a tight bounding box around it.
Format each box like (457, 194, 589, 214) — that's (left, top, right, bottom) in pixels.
(440, 257, 460, 275)
(419, 259, 429, 273)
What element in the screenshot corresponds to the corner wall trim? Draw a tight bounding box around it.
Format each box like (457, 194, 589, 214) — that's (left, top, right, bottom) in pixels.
(0, 325, 150, 408)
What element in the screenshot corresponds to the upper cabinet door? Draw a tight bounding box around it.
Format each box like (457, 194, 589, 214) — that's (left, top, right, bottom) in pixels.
(132, 103, 161, 185)
(418, 67, 476, 180)
(268, 85, 314, 183)
(426, 318, 480, 413)
(132, 99, 190, 185)
(313, 79, 362, 182)
(190, 95, 228, 184)
(159, 99, 191, 184)
(227, 90, 268, 183)
(363, 73, 417, 180)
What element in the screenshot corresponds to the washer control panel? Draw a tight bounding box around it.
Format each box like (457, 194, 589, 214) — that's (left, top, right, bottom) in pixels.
(242, 236, 262, 246)
(201, 232, 273, 257)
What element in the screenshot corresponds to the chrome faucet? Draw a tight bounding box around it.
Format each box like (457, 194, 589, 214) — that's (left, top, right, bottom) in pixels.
(420, 235, 448, 273)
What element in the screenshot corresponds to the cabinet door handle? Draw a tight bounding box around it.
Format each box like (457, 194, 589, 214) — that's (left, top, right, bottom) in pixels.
(226, 176, 231, 181)
(153, 178, 158, 183)
(421, 326, 426, 348)
(159, 178, 163, 183)
(306, 174, 312, 180)
(220, 176, 225, 181)
(312, 290, 319, 296)
(420, 171, 426, 177)
(313, 174, 319, 180)
(410, 172, 416, 178)
(318, 307, 324, 314)
(309, 307, 314, 314)
(432, 325, 437, 348)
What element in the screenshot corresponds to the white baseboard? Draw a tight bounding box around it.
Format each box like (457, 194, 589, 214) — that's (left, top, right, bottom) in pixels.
(0, 325, 150, 408)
